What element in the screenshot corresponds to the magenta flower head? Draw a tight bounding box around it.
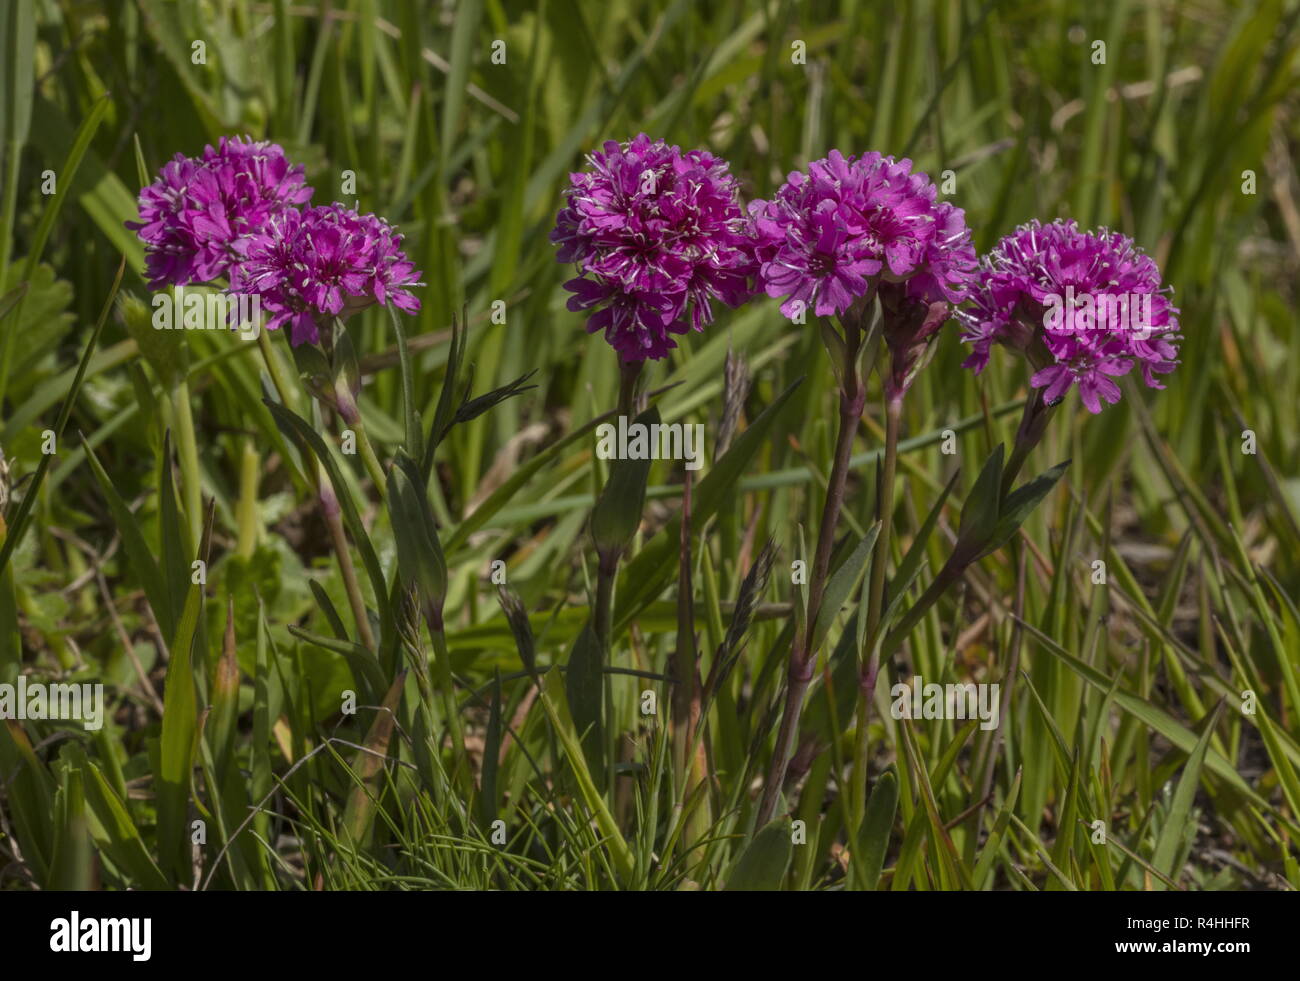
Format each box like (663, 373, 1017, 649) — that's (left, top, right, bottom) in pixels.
(750, 151, 975, 321)
(962, 219, 1180, 413)
(551, 133, 756, 362)
(127, 136, 314, 290)
(751, 151, 976, 397)
(236, 203, 422, 347)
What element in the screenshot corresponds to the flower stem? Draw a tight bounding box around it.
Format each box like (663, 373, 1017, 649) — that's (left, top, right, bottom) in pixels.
(849, 392, 902, 840)
(594, 557, 616, 649)
(235, 437, 259, 559)
(429, 620, 469, 786)
(617, 358, 642, 417)
(1001, 386, 1057, 497)
(257, 327, 299, 411)
(593, 357, 644, 794)
(352, 417, 388, 494)
(171, 381, 204, 549)
(0, 140, 23, 408)
(757, 324, 864, 827)
(319, 468, 376, 651)
(257, 330, 377, 651)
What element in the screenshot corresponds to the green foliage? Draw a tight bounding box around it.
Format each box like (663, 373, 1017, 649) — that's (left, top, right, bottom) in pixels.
(1, 0, 1297, 893)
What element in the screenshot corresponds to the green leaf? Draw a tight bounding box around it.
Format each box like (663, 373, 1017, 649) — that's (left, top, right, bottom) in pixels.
(387, 304, 423, 460)
(726, 820, 792, 890)
(0, 282, 25, 324)
(480, 672, 503, 828)
(978, 459, 1070, 559)
(1, 91, 111, 404)
(854, 767, 899, 890)
(440, 0, 484, 173)
(157, 509, 210, 877)
(536, 664, 634, 880)
(0, 263, 75, 380)
(591, 406, 659, 558)
(330, 325, 363, 426)
(62, 745, 170, 890)
(263, 398, 392, 631)
(812, 522, 879, 652)
(957, 443, 1003, 544)
(453, 369, 538, 426)
(1, 0, 35, 150)
(48, 764, 93, 891)
(1014, 617, 1273, 811)
(118, 290, 188, 390)
(287, 625, 387, 705)
(1151, 701, 1223, 890)
(890, 469, 959, 601)
(26, 95, 144, 268)
(564, 619, 606, 786)
(386, 451, 448, 625)
(342, 671, 405, 845)
(157, 430, 192, 630)
(973, 767, 1023, 890)
(424, 312, 468, 470)
(290, 340, 339, 414)
(0, 720, 54, 881)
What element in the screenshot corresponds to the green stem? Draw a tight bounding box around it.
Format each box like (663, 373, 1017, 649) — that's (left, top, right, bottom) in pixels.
(1001, 387, 1057, 497)
(319, 468, 376, 651)
(235, 437, 259, 559)
(171, 381, 203, 549)
(430, 622, 469, 789)
(617, 358, 641, 417)
(594, 357, 644, 796)
(850, 393, 902, 841)
(0, 139, 20, 288)
(352, 417, 388, 494)
(257, 331, 373, 649)
(257, 328, 298, 411)
(0, 140, 22, 407)
(863, 396, 902, 650)
(594, 557, 616, 653)
(757, 325, 864, 827)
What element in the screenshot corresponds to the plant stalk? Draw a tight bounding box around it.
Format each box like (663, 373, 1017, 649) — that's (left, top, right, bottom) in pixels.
(757, 324, 863, 826)
(171, 381, 204, 549)
(849, 392, 902, 839)
(352, 417, 389, 493)
(235, 437, 259, 559)
(429, 620, 470, 788)
(1002, 386, 1057, 496)
(319, 469, 376, 651)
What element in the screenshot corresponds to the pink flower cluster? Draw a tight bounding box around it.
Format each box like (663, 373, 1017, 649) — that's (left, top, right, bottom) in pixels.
(128, 138, 421, 345)
(551, 134, 757, 361)
(236, 206, 421, 347)
(127, 136, 313, 290)
(749, 150, 976, 319)
(961, 219, 1180, 413)
(552, 139, 1182, 412)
